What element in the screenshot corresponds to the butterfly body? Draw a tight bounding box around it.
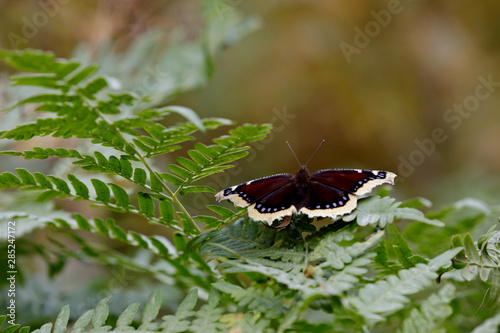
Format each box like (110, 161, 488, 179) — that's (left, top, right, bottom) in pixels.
(216, 166, 396, 226)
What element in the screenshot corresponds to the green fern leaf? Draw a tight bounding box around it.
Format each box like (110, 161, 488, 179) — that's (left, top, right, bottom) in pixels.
(46, 176, 70, 193)
(90, 179, 111, 204)
(397, 284, 455, 333)
(160, 173, 185, 186)
(138, 192, 155, 217)
(207, 205, 235, 219)
(213, 280, 286, 318)
(66, 64, 98, 85)
(92, 296, 111, 329)
(78, 77, 108, 99)
(159, 199, 175, 222)
(346, 248, 463, 326)
(133, 167, 148, 185)
(53, 305, 70, 333)
(190, 288, 226, 333)
(471, 312, 500, 333)
(343, 196, 444, 227)
(180, 185, 216, 195)
(67, 174, 89, 199)
(108, 183, 130, 207)
(387, 224, 428, 268)
(138, 289, 162, 330)
(116, 302, 140, 329)
(161, 288, 198, 333)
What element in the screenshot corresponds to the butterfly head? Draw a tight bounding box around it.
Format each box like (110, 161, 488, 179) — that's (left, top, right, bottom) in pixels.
(295, 166, 311, 185)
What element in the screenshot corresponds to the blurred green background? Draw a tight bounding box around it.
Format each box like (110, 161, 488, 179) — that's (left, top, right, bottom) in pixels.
(1, 0, 500, 204)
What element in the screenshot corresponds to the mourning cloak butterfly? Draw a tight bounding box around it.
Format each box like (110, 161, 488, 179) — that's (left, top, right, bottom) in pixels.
(215, 141, 396, 227)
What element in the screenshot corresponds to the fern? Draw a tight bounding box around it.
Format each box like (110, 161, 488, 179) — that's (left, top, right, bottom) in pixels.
(397, 284, 455, 333)
(343, 196, 444, 227)
(0, 48, 271, 236)
(345, 248, 462, 326)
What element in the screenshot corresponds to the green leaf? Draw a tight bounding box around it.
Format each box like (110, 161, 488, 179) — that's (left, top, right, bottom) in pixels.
(48, 176, 71, 194)
(74, 214, 92, 231)
(150, 171, 164, 192)
(116, 302, 140, 328)
(160, 173, 184, 186)
(133, 168, 148, 185)
(168, 164, 193, 179)
(53, 305, 70, 333)
(79, 77, 108, 99)
(194, 215, 222, 227)
(343, 196, 444, 227)
(159, 199, 175, 222)
(387, 224, 428, 268)
(71, 309, 94, 332)
(464, 233, 480, 263)
(176, 156, 202, 172)
(109, 183, 130, 207)
(207, 205, 235, 219)
(120, 158, 133, 179)
(36, 190, 61, 202)
(92, 297, 110, 329)
(138, 192, 155, 217)
(141, 289, 162, 324)
(397, 284, 455, 333)
(161, 288, 198, 333)
(68, 174, 89, 199)
(16, 168, 36, 185)
(11, 74, 64, 90)
(180, 185, 216, 195)
(347, 248, 462, 326)
(91, 178, 110, 204)
(34, 172, 53, 188)
(190, 288, 225, 333)
(159, 105, 205, 132)
(188, 149, 211, 166)
(67, 65, 98, 85)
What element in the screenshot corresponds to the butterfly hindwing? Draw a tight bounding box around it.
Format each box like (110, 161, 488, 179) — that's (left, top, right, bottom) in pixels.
(247, 182, 298, 224)
(299, 181, 357, 219)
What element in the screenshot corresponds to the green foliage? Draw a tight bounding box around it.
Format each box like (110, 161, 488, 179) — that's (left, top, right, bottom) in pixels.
(1, 26, 500, 333)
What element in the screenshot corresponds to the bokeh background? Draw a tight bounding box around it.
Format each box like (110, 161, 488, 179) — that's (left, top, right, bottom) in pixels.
(1, 0, 500, 326)
(1, 0, 500, 203)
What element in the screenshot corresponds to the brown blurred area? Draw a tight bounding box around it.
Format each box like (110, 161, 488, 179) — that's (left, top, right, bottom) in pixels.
(1, 0, 500, 204)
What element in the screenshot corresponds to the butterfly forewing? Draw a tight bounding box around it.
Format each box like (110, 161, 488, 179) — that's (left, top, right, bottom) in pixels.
(215, 173, 294, 208)
(310, 169, 396, 195)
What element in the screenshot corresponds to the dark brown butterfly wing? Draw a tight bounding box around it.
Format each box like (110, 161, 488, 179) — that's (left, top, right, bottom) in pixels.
(310, 169, 396, 195)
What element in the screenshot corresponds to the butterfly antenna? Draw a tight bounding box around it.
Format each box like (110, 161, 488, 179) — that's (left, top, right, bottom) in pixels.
(286, 141, 302, 167)
(304, 140, 325, 167)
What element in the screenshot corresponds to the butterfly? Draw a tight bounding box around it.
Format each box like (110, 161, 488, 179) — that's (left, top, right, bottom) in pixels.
(215, 141, 397, 228)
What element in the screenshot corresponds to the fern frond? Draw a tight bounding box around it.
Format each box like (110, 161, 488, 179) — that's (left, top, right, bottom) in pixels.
(396, 284, 455, 333)
(471, 312, 500, 333)
(343, 196, 444, 227)
(163, 123, 272, 188)
(46, 213, 177, 257)
(213, 280, 287, 318)
(0, 169, 180, 229)
(189, 289, 226, 333)
(161, 288, 198, 333)
(345, 248, 463, 326)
